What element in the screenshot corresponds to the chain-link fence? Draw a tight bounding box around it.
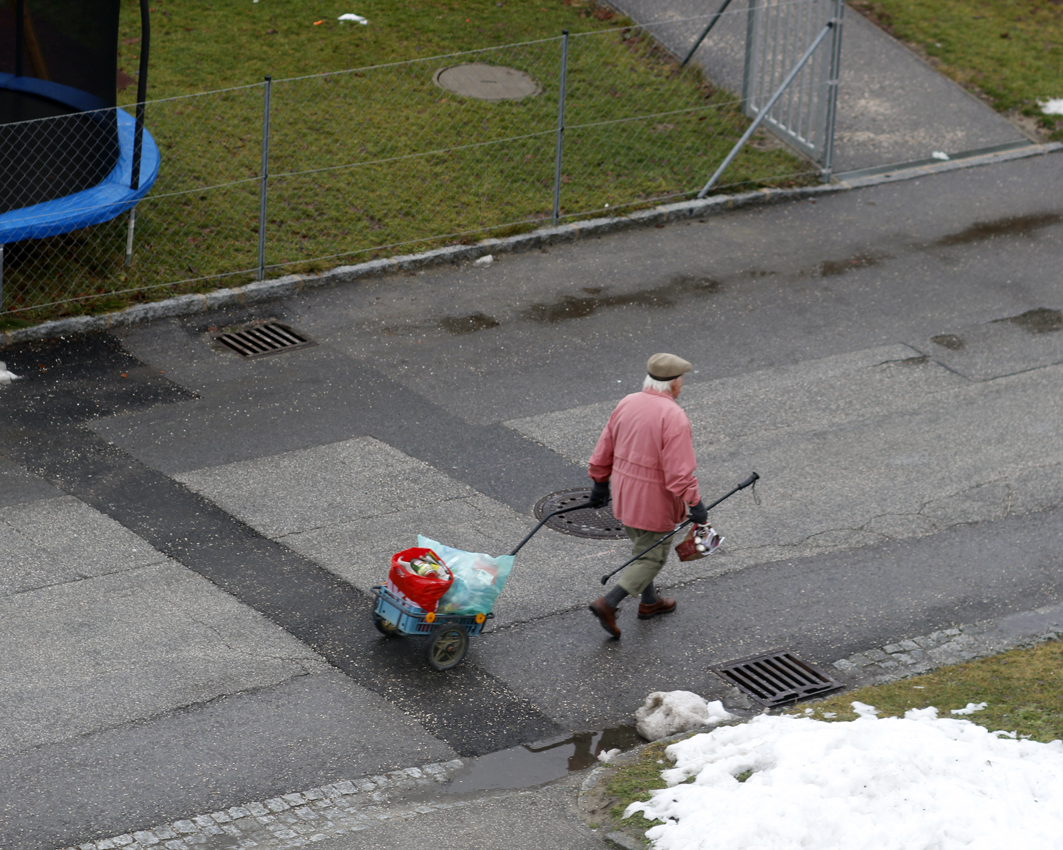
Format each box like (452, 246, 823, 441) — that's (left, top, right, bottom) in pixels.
(0, 3, 836, 324)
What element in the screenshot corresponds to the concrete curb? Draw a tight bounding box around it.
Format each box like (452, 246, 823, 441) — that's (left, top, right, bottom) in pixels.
(3, 142, 1059, 348)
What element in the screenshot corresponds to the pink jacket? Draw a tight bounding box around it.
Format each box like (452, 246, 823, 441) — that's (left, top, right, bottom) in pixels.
(588, 388, 700, 533)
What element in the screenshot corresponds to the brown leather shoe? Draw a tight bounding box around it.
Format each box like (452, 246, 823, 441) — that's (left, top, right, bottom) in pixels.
(589, 598, 621, 638)
(638, 597, 677, 619)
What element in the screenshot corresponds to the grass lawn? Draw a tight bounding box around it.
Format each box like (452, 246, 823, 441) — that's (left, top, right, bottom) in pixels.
(595, 639, 1063, 842)
(0, 0, 819, 330)
(851, 0, 1063, 141)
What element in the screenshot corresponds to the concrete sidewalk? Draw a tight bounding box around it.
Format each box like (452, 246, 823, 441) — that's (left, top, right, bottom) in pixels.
(4, 148, 1062, 850)
(607, 0, 1030, 173)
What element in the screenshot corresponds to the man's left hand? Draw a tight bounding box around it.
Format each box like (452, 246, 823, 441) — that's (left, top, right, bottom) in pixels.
(688, 500, 708, 524)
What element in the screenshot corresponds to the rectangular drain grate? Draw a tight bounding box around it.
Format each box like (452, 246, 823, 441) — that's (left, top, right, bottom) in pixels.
(712, 649, 844, 708)
(214, 322, 316, 359)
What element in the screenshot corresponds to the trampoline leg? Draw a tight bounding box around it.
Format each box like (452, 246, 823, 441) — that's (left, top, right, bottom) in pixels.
(0, 244, 4, 312)
(124, 207, 137, 266)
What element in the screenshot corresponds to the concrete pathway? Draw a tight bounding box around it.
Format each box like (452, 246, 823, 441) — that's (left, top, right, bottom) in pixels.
(607, 0, 1030, 172)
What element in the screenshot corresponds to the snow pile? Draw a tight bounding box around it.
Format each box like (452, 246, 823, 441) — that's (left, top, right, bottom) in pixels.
(635, 691, 734, 741)
(626, 703, 1063, 850)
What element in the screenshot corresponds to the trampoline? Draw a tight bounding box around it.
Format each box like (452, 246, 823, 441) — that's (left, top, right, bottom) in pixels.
(0, 0, 158, 246)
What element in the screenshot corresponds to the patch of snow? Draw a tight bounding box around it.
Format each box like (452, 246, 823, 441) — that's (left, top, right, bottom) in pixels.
(635, 691, 734, 741)
(626, 702, 1063, 850)
(1040, 98, 1063, 115)
(951, 701, 988, 715)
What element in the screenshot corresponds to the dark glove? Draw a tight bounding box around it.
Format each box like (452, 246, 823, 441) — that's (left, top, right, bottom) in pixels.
(588, 480, 610, 508)
(688, 500, 708, 525)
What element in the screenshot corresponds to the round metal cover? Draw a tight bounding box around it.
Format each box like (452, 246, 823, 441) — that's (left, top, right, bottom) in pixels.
(533, 488, 627, 540)
(433, 64, 542, 101)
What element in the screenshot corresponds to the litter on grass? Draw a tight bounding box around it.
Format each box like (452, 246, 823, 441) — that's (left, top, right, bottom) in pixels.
(339, 13, 369, 24)
(625, 703, 1063, 850)
(1040, 98, 1063, 115)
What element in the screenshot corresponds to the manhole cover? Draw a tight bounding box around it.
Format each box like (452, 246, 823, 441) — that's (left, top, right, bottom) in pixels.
(533, 488, 626, 540)
(433, 64, 542, 101)
(712, 650, 844, 709)
(213, 321, 316, 359)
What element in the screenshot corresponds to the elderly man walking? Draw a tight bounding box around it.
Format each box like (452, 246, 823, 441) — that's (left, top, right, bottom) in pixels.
(586, 353, 708, 638)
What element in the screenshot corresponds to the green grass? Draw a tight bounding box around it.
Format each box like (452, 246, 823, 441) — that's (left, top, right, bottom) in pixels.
(599, 639, 1063, 844)
(796, 639, 1063, 742)
(1, 0, 818, 329)
(851, 0, 1063, 140)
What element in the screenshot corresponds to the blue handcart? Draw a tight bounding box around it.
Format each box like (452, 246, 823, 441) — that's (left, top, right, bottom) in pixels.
(370, 498, 593, 671)
(371, 585, 492, 671)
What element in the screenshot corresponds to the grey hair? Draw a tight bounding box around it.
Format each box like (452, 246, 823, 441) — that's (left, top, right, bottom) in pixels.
(643, 374, 678, 393)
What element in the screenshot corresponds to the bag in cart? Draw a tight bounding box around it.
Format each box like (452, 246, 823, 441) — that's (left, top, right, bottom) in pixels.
(419, 535, 514, 616)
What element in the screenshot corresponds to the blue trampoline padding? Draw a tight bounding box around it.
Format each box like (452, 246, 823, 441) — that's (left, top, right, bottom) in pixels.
(0, 106, 160, 244)
(0, 73, 111, 113)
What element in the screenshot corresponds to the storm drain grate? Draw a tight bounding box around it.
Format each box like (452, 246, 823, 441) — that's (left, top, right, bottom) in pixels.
(712, 650, 844, 708)
(214, 322, 316, 359)
(534, 488, 626, 540)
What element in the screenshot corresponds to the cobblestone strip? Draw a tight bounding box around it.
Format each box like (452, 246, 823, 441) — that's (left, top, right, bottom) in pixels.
(61, 759, 468, 850)
(832, 619, 1062, 685)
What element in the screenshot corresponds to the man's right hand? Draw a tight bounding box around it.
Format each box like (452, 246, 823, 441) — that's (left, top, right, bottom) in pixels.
(588, 480, 610, 507)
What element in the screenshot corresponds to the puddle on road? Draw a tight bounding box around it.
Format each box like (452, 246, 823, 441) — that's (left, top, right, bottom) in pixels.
(934, 212, 1063, 247)
(520, 276, 722, 324)
(994, 307, 1063, 335)
(817, 252, 888, 276)
(440, 724, 645, 794)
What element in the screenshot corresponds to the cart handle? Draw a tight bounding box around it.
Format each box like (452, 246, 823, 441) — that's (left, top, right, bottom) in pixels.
(509, 499, 596, 556)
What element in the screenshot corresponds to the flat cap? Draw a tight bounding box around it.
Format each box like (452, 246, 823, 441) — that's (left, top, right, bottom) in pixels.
(647, 352, 692, 381)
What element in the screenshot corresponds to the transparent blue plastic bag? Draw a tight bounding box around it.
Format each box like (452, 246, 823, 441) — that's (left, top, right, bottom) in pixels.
(418, 535, 514, 616)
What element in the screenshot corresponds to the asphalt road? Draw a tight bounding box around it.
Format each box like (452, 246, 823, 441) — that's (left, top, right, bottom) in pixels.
(1, 151, 1062, 850)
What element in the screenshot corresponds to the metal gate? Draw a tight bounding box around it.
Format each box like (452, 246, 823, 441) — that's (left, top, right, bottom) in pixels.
(743, 0, 844, 168)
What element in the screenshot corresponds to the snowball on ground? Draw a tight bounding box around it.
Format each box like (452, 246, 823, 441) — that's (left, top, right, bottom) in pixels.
(635, 691, 734, 741)
(626, 704, 1063, 850)
(951, 701, 988, 715)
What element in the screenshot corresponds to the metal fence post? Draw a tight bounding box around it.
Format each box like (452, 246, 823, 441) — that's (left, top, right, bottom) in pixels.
(819, 0, 845, 182)
(258, 76, 272, 281)
(125, 0, 151, 267)
(552, 31, 569, 227)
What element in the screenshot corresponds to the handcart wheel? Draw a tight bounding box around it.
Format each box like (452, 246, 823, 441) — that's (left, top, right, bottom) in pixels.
(425, 623, 469, 671)
(373, 614, 398, 636)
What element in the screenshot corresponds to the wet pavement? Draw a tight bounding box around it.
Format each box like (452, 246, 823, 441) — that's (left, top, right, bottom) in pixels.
(2, 9, 1063, 850)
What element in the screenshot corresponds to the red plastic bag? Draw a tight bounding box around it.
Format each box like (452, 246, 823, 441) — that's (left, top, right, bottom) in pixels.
(388, 547, 454, 612)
